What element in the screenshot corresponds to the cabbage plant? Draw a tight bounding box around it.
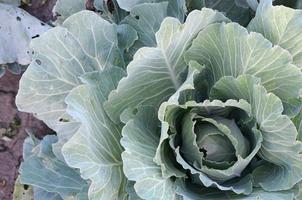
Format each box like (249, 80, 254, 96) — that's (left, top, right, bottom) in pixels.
(16, 0, 302, 199)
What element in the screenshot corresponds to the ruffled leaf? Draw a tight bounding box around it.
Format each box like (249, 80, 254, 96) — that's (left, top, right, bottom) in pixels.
(20, 135, 88, 200)
(116, 0, 186, 21)
(121, 106, 180, 200)
(210, 75, 302, 191)
(121, 2, 169, 52)
(62, 67, 128, 200)
(105, 9, 230, 122)
(52, 0, 86, 24)
(16, 11, 123, 158)
(248, 0, 302, 68)
(186, 22, 302, 115)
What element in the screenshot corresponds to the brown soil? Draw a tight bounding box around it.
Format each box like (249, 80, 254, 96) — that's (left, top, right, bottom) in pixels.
(0, 72, 51, 200)
(21, 0, 57, 22)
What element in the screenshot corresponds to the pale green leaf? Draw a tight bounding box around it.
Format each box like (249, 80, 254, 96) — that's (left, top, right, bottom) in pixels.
(53, 0, 128, 24)
(295, 182, 302, 200)
(298, 0, 302, 8)
(121, 106, 179, 200)
(33, 188, 63, 200)
(0, 3, 50, 65)
(0, 0, 20, 6)
(16, 11, 122, 153)
(52, 0, 86, 24)
(116, 0, 152, 11)
(93, 0, 128, 24)
(282, 97, 302, 118)
(248, 0, 302, 68)
(186, 22, 302, 114)
(51, 122, 81, 161)
(121, 2, 169, 49)
(62, 67, 128, 200)
(292, 110, 302, 141)
(116, 0, 186, 21)
(6, 62, 22, 74)
(105, 8, 230, 122)
(20, 135, 88, 200)
(125, 181, 143, 200)
(117, 24, 138, 64)
(117, 24, 138, 51)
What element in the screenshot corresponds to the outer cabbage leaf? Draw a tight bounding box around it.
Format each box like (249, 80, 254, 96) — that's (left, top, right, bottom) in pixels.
(117, 0, 155, 10)
(116, 0, 186, 21)
(248, 0, 302, 68)
(185, 22, 302, 116)
(248, 0, 302, 117)
(204, 0, 252, 25)
(186, 0, 254, 25)
(117, 24, 138, 51)
(296, 183, 302, 200)
(293, 110, 302, 141)
(117, 23, 138, 64)
(119, 1, 190, 63)
(20, 135, 89, 200)
(176, 180, 297, 200)
(33, 188, 63, 200)
(52, 0, 86, 24)
(121, 2, 169, 53)
(53, 0, 129, 25)
(16, 10, 122, 158)
(105, 8, 230, 122)
(298, 0, 302, 8)
(62, 67, 129, 200)
(121, 106, 180, 199)
(0, 3, 50, 65)
(0, 63, 23, 77)
(92, 0, 128, 24)
(125, 181, 143, 200)
(0, 0, 20, 6)
(16, 10, 122, 125)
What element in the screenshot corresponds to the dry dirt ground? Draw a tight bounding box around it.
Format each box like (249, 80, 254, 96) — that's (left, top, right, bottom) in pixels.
(0, 72, 51, 200)
(0, 1, 56, 199)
